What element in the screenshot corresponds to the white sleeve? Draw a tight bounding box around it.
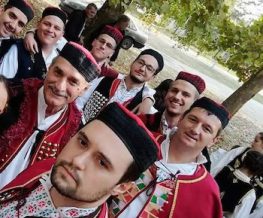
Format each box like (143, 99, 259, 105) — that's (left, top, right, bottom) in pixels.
(0, 45, 18, 78)
(249, 198, 263, 218)
(142, 84, 155, 101)
(210, 146, 247, 177)
(75, 77, 103, 110)
(231, 190, 256, 218)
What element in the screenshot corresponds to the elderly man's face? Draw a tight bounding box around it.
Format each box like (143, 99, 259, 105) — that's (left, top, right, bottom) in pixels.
(174, 107, 221, 155)
(165, 80, 198, 116)
(0, 7, 28, 37)
(129, 54, 158, 84)
(44, 57, 88, 112)
(51, 120, 133, 205)
(37, 15, 64, 47)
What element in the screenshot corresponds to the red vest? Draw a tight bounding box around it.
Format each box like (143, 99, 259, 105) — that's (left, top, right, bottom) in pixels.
(0, 79, 81, 172)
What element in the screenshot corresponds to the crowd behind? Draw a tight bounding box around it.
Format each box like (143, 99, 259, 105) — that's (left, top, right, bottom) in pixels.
(0, 0, 262, 217)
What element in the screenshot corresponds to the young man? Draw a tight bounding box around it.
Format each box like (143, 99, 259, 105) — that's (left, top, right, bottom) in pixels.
(140, 71, 206, 137)
(0, 102, 159, 218)
(0, 0, 34, 57)
(111, 97, 230, 218)
(0, 42, 100, 189)
(0, 7, 67, 79)
(80, 48, 164, 124)
(64, 3, 98, 43)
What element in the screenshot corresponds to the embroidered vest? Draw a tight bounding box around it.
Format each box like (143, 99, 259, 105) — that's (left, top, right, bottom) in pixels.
(83, 77, 143, 123)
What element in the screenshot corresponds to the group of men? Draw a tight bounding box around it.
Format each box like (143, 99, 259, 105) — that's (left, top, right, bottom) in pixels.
(0, 0, 262, 218)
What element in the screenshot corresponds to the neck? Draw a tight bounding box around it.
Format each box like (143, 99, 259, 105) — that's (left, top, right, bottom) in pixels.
(50, 187, 103, 209)
(45, 105, 63, 117)
(41, 45, 54, 57)
(125, 76, 143, 91)
(239, 167, 253, 178)
(167, 135, 200, 163)
(164, 110, 181, 128)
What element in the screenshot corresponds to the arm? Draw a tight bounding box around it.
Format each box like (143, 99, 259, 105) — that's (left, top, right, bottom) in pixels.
(23, 29, 39, 54)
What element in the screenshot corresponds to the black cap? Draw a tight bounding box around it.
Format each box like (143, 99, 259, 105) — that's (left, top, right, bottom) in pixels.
(6, 0, 34, 22)
(60, 42, 100, 82)
(190, 97, 230, 129)
(138, 49, 164, 74)
(42, 7, 67, 25)
(96, 102, 159, 173)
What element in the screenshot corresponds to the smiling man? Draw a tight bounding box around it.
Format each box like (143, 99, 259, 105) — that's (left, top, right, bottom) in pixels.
(0, 7, 67, 79)
(111, 97, 230, 218)
(0, 42, 100, 189)
(0, 103, 158, 218)
(0, 0, 34, 58)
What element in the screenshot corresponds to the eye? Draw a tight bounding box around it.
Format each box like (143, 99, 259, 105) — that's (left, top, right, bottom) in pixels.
(98, 159, 107, 168)
(77, 136, 88, 148)
(203, 126, 212, 134)
(9, 12, 16, 19)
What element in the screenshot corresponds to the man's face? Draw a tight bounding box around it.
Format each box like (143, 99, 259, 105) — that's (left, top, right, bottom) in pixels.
(51, 120, 133, 204)
(175, 107, 221, 154)
(37, 15, 64, 47)
(119, 21, 129, 31)
(251, 134, 263, 153)
(44, 57, 88, 111)
(85, 6, 97, 19)
(0, 7, 28, 37)
(165, 80, 198, 116)
(129, 54, 158, 84)
(0, 81, 8, 114)
(91, 34, 116, 63)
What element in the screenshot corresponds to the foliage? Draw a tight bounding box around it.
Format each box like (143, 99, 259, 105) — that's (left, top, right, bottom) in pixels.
(133, 0, 263, 83)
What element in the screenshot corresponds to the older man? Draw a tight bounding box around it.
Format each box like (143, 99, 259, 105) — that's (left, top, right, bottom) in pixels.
(0, 0, 34, 58)
(0, 103, 158, 218)
(0, 7, 67, 79)
(80, 48, 164, 124)
(111, 97, 230, 218)
(0, 42, 100, 189)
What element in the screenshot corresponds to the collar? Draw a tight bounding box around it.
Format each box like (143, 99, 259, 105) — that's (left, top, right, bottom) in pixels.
(233, 169, 251, 184)
(40, 173, 98, 216)
(123, 76, 144, 92)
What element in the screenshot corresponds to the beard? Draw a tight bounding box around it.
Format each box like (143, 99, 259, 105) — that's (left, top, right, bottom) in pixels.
(51, 160, 112, 203)
(129, 74, 145, 84)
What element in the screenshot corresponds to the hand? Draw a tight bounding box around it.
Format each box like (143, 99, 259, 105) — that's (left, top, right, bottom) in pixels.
(132, 97, 154, 115)
(24, 31, 39, 54)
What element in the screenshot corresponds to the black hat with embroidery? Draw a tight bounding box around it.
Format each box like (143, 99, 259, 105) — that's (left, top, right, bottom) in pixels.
(137, 49, 164, 74)
(96, 102, 159, 173)
(6, 0, 34, 22)
(42, 7, 67, 25)
(190, 97, 230, 129)
(60, 42, 100, 82)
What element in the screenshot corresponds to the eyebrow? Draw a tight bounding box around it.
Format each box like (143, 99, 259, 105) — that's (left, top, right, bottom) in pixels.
(79, 131, 113, 169)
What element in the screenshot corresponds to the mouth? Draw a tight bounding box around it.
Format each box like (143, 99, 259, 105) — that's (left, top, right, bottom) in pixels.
(61, 165, 77, 182)
(49, 86, 67, 99)
(184, 132, 198, 142)
(3, 24, 13, 35)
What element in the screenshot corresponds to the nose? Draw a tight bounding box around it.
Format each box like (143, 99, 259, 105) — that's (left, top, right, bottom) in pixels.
(56, 79, 67, 92)
(72, 151, 90, 171)
(191, 123, 202, 135)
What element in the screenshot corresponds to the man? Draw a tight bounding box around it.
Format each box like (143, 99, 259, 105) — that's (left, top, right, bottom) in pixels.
(0, 7, 67, 79)
(0, 42, 100, 189)
(140, 71, 206, 137)
(0, 0, 34, 58)
(111, 97, 230, 218)
(80, 48, 164, 124)
(0, 75, 8, 115)
(0, 102, 159, 218)
(64, 3, 98, 43)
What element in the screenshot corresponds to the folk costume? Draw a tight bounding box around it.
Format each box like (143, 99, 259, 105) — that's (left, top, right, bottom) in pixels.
(110, 97, 230, 218)
(0, 7, 67, 79)
(0, 0, 34, 60)
(0, 159, 108, 218)
(0, 42, 100, 189)
(0, 102, 159, 218)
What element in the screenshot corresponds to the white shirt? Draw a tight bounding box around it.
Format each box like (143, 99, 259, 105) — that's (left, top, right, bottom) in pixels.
(0, 87, 66, 189)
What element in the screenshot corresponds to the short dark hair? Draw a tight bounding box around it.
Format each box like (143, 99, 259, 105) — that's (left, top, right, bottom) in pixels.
(118, 160, 141, 184)
(87, 3, 98, 10)
(241, 150, 263, 176)
(117, 14, 130, 24)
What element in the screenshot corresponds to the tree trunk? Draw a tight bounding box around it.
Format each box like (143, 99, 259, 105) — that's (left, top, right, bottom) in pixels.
(223, 69, 263, 117)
